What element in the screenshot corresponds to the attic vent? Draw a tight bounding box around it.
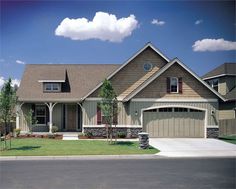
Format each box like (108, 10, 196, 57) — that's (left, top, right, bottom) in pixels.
(143, 62, 153, 71)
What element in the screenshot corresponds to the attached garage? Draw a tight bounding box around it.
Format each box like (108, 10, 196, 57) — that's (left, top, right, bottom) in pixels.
(143, 107, 205, 138)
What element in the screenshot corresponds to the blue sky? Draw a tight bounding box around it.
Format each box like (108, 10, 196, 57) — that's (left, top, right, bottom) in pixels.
(0, 1, 235, 87)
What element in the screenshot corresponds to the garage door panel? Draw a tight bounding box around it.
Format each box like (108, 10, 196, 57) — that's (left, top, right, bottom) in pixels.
(143, 108, 205, 138)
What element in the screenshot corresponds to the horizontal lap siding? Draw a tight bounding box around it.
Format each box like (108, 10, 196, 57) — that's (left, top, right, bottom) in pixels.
(134, 64, 216, 99)
(90, 47, 167, 97)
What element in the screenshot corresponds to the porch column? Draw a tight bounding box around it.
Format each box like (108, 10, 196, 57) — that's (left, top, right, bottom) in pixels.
(45, 102, 57, 133)
(16, 103, 24, 129)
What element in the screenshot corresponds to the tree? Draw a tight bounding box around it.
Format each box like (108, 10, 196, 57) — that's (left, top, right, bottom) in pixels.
(0, 78, 17, 150)
(25, 109, 38, 134)
(99, 79, 118, 143)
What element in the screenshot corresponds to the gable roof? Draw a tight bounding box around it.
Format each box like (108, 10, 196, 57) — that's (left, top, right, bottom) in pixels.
(123, 58, 226, 102)
(202, 63, 236, 80)
(81, 42, 170, 100)
(224, 87, 236, 101)
(17, 64, 119, 102)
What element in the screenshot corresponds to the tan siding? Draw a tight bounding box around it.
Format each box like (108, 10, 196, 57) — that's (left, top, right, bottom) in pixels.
(130, 101, 218, 126)
(134, 64, 216, 99)
(218, 77, 227, 95)
(52, 104, 62, 130)
(19, 104, 31, 131)
(219, 110, 235, 120)
(90, 47, 167, 97)
(83, 100, 218, 127)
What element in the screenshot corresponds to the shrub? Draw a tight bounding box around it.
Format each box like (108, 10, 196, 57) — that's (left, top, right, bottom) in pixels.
(51, 126, 58, 133)
(47, 134, 55, 139)
(117, 131, 126, 138)
(14, 128, 21, 137)
(84, 131, 93, 138)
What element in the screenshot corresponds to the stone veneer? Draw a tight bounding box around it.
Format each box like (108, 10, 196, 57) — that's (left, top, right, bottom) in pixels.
(207, 128, 219, 138)
(83, 127, 142, 138)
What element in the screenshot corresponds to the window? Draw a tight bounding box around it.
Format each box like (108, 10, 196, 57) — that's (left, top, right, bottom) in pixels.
(174, 108, 188, 112)
(35, 105, 46, 124)
(44, 83, 61, 92)
(210, 79, 219, 91)
(170, 77, 178, 93)
(143, 63, 153, 71)
(97, 104, 118, 125)
(159, 108, 172, 112)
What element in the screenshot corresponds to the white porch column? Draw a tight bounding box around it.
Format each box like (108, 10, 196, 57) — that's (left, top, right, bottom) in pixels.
(16, 103, 24, 129)
(45, 102, 57, 133)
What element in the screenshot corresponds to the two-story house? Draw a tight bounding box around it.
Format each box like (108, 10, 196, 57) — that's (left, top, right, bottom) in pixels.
(202, 63, 236, 120)
(16, 42, 225, 138)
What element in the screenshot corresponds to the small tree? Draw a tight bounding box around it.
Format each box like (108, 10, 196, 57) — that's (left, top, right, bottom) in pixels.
(25, 109, 38, 134)
(0, 78, 17, 150)
(99, 79, 118, 143)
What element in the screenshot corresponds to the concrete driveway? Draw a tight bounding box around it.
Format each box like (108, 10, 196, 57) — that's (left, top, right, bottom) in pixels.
(149, 138, 236, 157)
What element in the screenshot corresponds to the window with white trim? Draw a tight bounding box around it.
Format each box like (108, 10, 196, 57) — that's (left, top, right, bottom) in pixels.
(207, 79, 218, 92)
(44, 83, 61, 92)
(35, 105, 46, 124)
(170, 77, 178, 93)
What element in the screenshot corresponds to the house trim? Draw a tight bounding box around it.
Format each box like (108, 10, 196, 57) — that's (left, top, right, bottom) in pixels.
(81, 42, 170, 101)
(124, 58, 226, 102)
(131, 98, 218, 102)
(202, 74, 236, 80)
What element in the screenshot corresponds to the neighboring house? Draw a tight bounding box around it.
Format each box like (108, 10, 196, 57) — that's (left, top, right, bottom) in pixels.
(16, 42, 225, 138)
(202, 63, 236, 120)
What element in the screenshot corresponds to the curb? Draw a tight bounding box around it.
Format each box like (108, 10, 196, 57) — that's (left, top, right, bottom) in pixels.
(0, 154, 158, 161)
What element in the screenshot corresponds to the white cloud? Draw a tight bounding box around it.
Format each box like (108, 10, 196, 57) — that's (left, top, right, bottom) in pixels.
(16, 60, 25, 65)
(55, 12, 138, 42)
(195, 20, 203, 25)
(0, 76, 4, 88)
(151, 19, 165, 26)
(193, 38, 236, 52)
(0, 76, 20, 89)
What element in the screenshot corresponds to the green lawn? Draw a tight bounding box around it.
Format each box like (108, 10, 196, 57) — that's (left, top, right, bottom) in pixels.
(219, 135, 236, 144)
(0, 138, 158, 156)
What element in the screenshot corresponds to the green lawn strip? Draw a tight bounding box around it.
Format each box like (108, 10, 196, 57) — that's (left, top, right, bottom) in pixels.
(0, 138, 159, 156)
(219, 135, 236, 144)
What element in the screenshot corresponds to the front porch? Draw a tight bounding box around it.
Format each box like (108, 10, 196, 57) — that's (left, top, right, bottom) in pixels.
(17, 102, 83, 133)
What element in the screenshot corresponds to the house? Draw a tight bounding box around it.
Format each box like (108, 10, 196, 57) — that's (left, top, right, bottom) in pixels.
(16, 42, 226, 138)
(202, 63, 236, 120)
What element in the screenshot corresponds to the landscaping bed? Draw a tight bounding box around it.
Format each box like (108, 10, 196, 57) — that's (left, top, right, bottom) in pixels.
(219, 135, 236, 144)
(0, 138, 158, 156)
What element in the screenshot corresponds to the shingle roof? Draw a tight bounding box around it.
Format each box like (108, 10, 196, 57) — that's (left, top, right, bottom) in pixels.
(17, 64, 120, 102)
(202, 63, 236, 80)
(224, 87, 236, 101)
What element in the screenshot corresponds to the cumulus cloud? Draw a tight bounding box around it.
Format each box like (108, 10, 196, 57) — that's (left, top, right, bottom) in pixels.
(151, 19, 165, 26)
(195, 20, 203, 25)
(55, 12, 138, 42)
(193, 38, 236, 52)
(16, 60, 25, 65)
(0, 76, 20, 89)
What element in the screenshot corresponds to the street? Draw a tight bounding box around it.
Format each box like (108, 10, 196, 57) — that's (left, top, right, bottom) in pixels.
(0, 158, 235, 189)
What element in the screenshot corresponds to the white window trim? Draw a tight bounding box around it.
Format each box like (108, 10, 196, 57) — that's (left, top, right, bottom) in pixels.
(170, 77, 179, 93)
(44, 83, 61, 92)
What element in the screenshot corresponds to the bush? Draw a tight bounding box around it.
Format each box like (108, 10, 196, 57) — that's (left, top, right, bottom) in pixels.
(14, 128, 21, 137)
(117, 131, 126, 138)
(51, 126, 58, 133)
(47, 134, 55, 139)
(84, 131, 93, 138)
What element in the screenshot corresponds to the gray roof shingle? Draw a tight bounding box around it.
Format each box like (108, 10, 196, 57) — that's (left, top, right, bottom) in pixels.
(202, 63, 236, 80)
(17, 64, 120, 102)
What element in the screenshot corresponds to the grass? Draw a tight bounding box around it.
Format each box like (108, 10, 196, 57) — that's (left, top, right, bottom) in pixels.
(219, 135, 236, 144)
(0, 138, 159, 156)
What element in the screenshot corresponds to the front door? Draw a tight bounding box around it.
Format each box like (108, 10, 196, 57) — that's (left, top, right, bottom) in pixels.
(66, 104, 77, 131)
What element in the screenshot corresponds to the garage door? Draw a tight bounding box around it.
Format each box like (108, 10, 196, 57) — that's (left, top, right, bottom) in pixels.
(143, 107, 205, 138)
